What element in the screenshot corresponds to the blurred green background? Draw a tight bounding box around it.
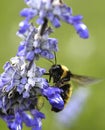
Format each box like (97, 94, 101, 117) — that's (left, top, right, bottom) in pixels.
(0, 0, 105, 130)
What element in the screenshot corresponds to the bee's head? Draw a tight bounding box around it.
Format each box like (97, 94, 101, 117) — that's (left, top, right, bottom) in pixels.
(49, 64, 63, 83)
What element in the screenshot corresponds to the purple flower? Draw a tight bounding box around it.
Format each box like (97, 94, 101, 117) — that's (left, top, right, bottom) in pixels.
(0, 56, 47, 109)
(0, 57, 47, 130)
(19, 20, 30, 34)
(5, 112, 23, 130)
(0, 0, 90, 130)
(19, 0, 89, 38)
(17, 25, 58, 61)
(3, 110, 45, 130)
(20, 8, 37, 20)
(41, 86, 64, 111)
(0, 55, 64, 130)
(73, 22, 89, 38)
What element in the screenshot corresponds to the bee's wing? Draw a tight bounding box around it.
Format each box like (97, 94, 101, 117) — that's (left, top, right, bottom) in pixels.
(71, 74, 101, 87)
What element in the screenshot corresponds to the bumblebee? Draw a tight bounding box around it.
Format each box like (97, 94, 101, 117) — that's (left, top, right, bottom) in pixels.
(45, 53, 98, 112)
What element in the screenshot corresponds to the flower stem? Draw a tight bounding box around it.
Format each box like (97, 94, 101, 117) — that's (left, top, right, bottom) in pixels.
(40, 18, 48, 36)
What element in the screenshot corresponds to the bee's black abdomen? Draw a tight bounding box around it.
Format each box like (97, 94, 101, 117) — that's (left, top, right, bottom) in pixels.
(60, 84, 72, 105)
(51, 107, 63, 112)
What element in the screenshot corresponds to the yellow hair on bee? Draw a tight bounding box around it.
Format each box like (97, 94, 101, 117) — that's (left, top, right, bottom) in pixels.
(61, 65, 69, 79)
(65, 85, 72, 105)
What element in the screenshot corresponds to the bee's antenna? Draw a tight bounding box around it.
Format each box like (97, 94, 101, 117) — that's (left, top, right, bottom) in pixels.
(45, 58, 54, 64)
(49, 59, 54, 64)
(54, 51, 57, 65)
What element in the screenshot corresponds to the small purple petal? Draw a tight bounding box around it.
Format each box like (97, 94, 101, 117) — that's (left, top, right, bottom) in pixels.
(5, 84, 14, 92)
(36, 17, 44, 25)
(47, 11, 54, 21)
(26, 51, 35, 61)
(49, 93, 64, 110)
(48, 38, 58, 51)
(74, 22, 89, 38)
(72, 15, 83, 22)
(31, 109, 45, 119)
(23, 91, 30, 98)
(17, 84, 24, 94)
(6, 112, 22, 130)
(51, 17, 61, 28)
(34, 48, 41, 54)
(21, 77, 27, 85)
(35, 67, 46, 77)
(42, 87, 64, 110)
(40, 50, 54, 59)
(3, 62, 11, 71)
(21, 112, 35, 127)
(19, 20, 30, 34)
(20, 8, 37, 19)
(17, 44, 26, 57)
(0, 79, 4, 88)
(20, 8, 31, 17)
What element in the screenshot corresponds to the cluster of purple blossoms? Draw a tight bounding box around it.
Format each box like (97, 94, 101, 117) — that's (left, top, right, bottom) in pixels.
(17, 24, 58, 61)
(0, 0, 89, 130)
(0, 24, 64, 130)
(20, 0, 89, 38)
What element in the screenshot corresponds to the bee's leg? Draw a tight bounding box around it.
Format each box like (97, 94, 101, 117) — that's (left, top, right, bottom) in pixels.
(51, 106, 63, 112)
(61, 77, 70, 83)
(43, 72, 51, 82)
(56, 76, 70, 86)
(43, 72, 49, 75)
